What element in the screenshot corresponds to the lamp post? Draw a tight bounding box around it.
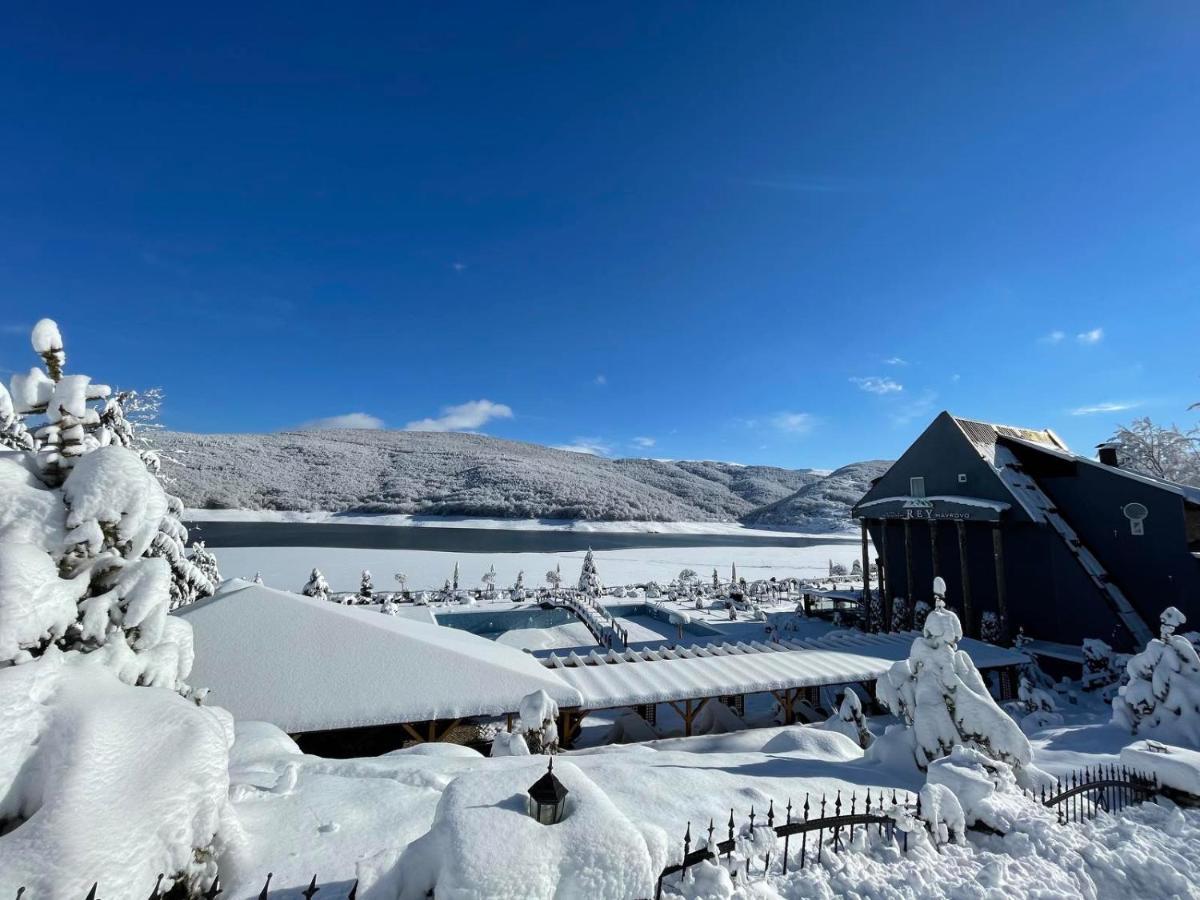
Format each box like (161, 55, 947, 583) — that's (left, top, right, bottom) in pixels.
(527, 757, 569, 825)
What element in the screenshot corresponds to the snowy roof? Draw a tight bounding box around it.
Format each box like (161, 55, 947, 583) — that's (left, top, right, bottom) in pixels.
(539, 632, 1027, 710)
(177, 580, 582, 733)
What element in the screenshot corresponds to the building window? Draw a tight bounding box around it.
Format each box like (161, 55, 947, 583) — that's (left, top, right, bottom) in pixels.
(910, 476, 926, 498)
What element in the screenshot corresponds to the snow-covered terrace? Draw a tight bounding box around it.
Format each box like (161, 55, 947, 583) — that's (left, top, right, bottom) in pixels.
(177, 581, 583, 734)
(542, 630, 1027, 711)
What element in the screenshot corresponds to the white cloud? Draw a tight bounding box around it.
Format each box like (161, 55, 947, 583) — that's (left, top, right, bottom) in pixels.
(632, 436, 656, 448)
(404, 399, 514, 432)
(1070, 401, 1138, 416)
(950, 373, 961, 383)
(1040, 330, 1066, 344)
(884, 356, 908, 366)
(452, 261, 467, 272)
(593, 374, 607, 386)
(771, 412, 815, 434)
(552, 438, 612, 456)
(1076, 327, 1104, 345)
(300, 412, 385, 430)
(851, 376, 904, 395)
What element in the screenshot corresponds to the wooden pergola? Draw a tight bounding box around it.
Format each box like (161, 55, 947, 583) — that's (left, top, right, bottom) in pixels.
(855, 495, 1012, 639)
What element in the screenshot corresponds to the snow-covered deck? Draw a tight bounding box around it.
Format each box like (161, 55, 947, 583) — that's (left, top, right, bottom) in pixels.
(177, 580, 583, 733)
(541, 631, 1027, 711)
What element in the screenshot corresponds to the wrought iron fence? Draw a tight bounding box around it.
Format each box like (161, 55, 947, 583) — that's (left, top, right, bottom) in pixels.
(1039, 764, 1158, 824)
(654, 788, 916, 899)
(10, 873, 358, 900)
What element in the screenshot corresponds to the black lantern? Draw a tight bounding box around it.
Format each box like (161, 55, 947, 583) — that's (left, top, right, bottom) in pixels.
(527, 757, 569, 825)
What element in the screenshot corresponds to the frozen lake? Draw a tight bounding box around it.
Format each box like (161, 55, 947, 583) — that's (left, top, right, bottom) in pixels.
(185, 519, 857, 553)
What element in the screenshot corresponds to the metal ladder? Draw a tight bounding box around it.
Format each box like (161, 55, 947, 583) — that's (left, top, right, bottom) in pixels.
(993, 449, 1154, 646)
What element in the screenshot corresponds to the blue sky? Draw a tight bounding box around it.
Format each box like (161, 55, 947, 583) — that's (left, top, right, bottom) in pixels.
(1, 4, 1198, 469)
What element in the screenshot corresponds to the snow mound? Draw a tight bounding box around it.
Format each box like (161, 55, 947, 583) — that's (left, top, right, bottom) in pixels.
(491, 731, 531, 757)
(364, 759, 661, 899)
(760, 724, 864, 760)
(926, 746, 1046, 834)
(0, 651, 236, 899)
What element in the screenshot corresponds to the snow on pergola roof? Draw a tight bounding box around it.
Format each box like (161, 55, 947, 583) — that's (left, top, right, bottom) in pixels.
(177, 580, 583, 733)
(541, 631, 1027, 711)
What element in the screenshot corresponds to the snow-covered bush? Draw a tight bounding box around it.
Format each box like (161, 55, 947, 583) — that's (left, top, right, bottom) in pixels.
(1112, 607, 1200, 746)
(925, 746, 1053, 835)
(980, 611, 1001, 644)
(302, 567, 331, 601)
(819, 689, 874, 749)
(520, 689, 560, 754)
(490, 731, 531, 757)
(1082, 638, 1120, 691)
(917, 782, 965, 846)
(1013, 675, 1064, 734)
(890, 595, 909, 632)
(877, 590, 1047, 788)
(359, 569, 374, 602)
(0, 651, 236, 898)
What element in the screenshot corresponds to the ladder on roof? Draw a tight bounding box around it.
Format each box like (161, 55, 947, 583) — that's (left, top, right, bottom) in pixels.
(996, 455, 1154, 647)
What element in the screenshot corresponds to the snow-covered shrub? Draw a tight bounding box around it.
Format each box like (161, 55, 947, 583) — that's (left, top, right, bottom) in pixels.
(359, 569, 374, 601)
(0, 649, 235, 898)
(190, 541, 222, 591)
(490, 731, 531, 757)
(0, 382, 34, 452)
(917, 782, 965, 846)
(890, 595, 909, 632)
(644, 581, 663, 599)
(819, 689, 874, 748)
(980, 611, 1001, 644)
(925, 746, 1053, 835)
(1112, 606, 1200, 746)
(520, 689, 560, 753)
(877, 590, 1047, 788)
(912, 598, 932, 626)
(301, 567, 331, 601)
(1013, 675, 1064, 734)
(1082, 638, 1119, 691)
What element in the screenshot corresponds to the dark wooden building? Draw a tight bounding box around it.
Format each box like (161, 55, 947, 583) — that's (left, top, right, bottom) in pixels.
(852, 412, 1200, 650)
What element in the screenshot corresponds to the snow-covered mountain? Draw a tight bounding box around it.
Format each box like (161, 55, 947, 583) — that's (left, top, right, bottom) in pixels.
(158, 429, 888, 529)
(739, 460, 895, 532)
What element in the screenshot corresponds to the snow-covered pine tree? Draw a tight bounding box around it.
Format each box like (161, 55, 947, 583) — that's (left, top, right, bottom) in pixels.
(546, 565, 562, 591)
(822, 689, 873, 748)
(452, 561, 460, 591)
(8, 319, 215, 607)
(1112, 606, 1200, 745)
(0, 382, 34, 451)
(302, 567, 331, 601)
(253, 572, 264, 584)
(712, 568, 720, 590)
(850, 559, 863, 578)
(877, 581, 1042, 785)
(359, 569, 374, 602)
(393, 571, 408, 595)
(578, 548, 602, 596)
(1081, 638, 1120, 691)
(189, 541, 222, 591)
(890, 595, 910, 632)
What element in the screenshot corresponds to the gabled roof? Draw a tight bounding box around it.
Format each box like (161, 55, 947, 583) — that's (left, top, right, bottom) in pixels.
(177, 580, 583, 733)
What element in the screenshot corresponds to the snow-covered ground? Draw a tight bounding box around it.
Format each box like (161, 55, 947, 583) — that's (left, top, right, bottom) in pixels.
(211, 543, 863, 593)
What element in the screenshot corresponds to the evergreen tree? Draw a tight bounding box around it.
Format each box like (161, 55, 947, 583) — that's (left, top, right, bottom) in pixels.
(0, 382, 34, 451)
(189, 541, 222, 591)
(452, 561, 460, 591)
(578, 548, 602, 595)
(302, 567, 330, 601)
(393, 572, 408, 596)
(980, 611, 1001, 644)
(712, 568, 720, 590)
(359, 569, 374, 601)
(1112, 607, 1200, 744)
(253, 572, 264, 584)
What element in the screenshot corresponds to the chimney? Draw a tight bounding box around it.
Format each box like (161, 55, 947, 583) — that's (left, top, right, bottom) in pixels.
(1097, 442, 1120, 467)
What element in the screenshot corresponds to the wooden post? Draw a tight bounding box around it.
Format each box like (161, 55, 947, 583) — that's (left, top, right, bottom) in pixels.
(956, 519, 973, 638)
(880, 520, 892, 631)
(903, 518, 915, 628)
(860, 518, 872, 631)
(992, 525, 1009, 640)
(929, 520, 940, 580)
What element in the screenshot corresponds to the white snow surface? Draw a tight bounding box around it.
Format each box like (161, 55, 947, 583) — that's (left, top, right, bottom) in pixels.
(176, 581, 582, 731)
(0, 452, 67, 552)
(366, 759, 661, 899)
(0, 541, 88, 662)
(1121, 740, 1200, 797)
(0, 650, 236, 900)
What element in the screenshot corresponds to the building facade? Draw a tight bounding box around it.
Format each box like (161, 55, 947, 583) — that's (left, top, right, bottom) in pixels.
(852, 412, 1200, 650)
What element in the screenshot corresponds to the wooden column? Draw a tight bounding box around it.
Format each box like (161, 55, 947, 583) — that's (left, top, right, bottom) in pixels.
(880, 520, 892, 631)
(860, 518, 872, 631)
(956, 519, 974, 638)
(929, 520, 940, 579)
(903, 518, 915, 628)
(992, 525, 1009, 641)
